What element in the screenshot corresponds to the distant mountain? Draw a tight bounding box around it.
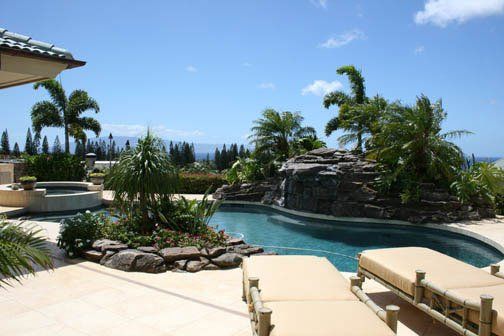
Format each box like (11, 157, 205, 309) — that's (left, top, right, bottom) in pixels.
(79, 136, 251, 160)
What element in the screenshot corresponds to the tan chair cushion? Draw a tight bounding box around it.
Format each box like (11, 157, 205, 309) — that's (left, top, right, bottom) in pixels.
(451, 284, 504, 336)
(360, 247, 503, 296)
(243, 255, 357, 303)
(265, 301, 395, 336)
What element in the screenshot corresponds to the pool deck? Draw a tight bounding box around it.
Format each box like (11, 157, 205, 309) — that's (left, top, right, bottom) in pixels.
(1, 220, 458, 336)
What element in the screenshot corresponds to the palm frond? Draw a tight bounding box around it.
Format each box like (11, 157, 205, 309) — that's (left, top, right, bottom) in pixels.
(33, 80, 67, 110)
(0, 221, 53, 287)
(31, 101, 62, 132)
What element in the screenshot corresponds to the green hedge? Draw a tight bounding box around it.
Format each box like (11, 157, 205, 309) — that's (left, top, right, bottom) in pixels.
(25, 154, 86, 181)
(178, 173, 226, 194)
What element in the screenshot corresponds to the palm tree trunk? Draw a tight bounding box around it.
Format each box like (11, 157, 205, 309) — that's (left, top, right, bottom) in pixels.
(64, 123, 70, 154)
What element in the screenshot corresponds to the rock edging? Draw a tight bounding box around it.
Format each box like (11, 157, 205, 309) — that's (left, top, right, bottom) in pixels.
(83, 238, 272, 273)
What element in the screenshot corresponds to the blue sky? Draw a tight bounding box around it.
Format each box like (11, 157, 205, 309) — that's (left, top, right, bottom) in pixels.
(1, 0, 503, 156)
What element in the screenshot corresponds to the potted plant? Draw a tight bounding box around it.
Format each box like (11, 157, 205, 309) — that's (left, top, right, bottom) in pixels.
(19, 176, 37, 190)
(89, 172, 106, 185)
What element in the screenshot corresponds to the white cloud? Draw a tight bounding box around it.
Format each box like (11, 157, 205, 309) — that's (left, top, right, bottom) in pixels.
(414, 45, 425, 54)
(310, 0, 328, 9)
(258, 82, 276, 90)
(102, 124, 204, 139)
(302, 80, 343, 96)
(415, 0, 504, 27)
(186, 65, 197, 73)
(242, 62, 252, 67)
(319, 29, 365, 48)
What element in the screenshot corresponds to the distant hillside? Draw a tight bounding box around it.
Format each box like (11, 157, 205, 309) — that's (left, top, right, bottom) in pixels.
(77, 136, 251, 160)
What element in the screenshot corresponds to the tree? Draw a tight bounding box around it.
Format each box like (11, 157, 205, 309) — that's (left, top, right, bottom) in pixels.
(33, 132, 41, 155)
(368, 95, 471, 201)
(52, 136, 63, 154)
(24, 128, 34, 155)
(125, 140, 131, 151)
(1, 129, 10, 155)
(42, 136, 49, 154)
(323, 65, 385, 152)
(74, 140, 85, 158)
(31, 79, 101, 153)
(249, 109, 316, 161)
(12, 143, 20, 157)
(105, 131, 177, 233)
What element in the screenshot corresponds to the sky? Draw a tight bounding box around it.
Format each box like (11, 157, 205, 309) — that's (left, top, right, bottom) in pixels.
(1, 0, 503, 156)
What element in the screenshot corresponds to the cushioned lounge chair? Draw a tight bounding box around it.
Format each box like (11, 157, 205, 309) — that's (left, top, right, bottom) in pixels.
(358, 247, 504, 336)
(243, 255, 399, 336)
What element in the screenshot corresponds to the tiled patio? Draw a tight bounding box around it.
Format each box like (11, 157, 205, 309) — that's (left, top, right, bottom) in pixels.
(0, 220, 465, 336)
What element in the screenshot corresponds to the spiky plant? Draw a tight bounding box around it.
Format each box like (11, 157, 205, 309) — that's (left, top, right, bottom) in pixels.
(105, 131, 178, 233)
(0, 220, 53, 287)
(31, 79, 100, 153)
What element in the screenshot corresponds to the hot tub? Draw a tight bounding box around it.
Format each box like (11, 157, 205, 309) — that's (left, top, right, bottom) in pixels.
(0, 181, 103, 213)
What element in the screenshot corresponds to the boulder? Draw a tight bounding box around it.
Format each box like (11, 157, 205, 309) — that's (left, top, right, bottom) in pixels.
(211, 253, 243, 268)
(159, 246, 200, 263)
(82, 249, 103, 263)
(202, 263, 220, 271)
(227, 244, 264, 256)
(186, 258, 210, 273)
(92, 239, 128, 252)
(226, 238, 244, 246)
(137, 246, 158, 253)
(100, 250, 116, 265)
(173, 259, 188, 270)
(101, 249, 166, 273)
(200, 246, 226, 258)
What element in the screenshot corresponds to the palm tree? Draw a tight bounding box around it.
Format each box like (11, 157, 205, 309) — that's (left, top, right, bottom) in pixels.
(249, 109, 315, 160)
(0, 220, 53, 287)
(105, 131, 178, 233)
(369, 95, 471, 198)
(324, 65, 383, 152)
(31, 79, 101, 154)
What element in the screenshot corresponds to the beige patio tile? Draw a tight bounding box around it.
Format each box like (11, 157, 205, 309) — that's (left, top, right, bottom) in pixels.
(62, 307, 129, 334)
(0, 299, 32, 320)
(97, 320, 172, 336)
(169, 309, 249, 336)
(35, 298, 101, 322)
(1, 310, 56, 335)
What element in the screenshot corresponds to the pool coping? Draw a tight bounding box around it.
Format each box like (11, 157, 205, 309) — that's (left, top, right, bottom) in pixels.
(221, 200, 504, 256)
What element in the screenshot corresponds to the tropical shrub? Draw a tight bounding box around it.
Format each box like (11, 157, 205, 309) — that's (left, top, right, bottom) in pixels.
(368, 95, 469, 202)
(178, 173, 226, 194)
(24, 153, 85, 181)
(295, 135, 326, 154)
(451, 162, 504, 206)
(0, 218, 53, 286)
(249, 109, 316, 161)
(100, 216, 154, 248)
(226, 157, 264, 184)
(153, 227, 227, 250)
(105, 131, 178, 233)
(57, 212, 103, 257)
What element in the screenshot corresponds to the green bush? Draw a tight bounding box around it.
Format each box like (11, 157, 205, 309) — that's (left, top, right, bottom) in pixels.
(153, 227, 227, 250)
(57, 212, 103, 257)
(25, 153, 85, 181)
(226, 157, 264, 184)
(19, 176, 37, 182)
(178, 173, 226, 194)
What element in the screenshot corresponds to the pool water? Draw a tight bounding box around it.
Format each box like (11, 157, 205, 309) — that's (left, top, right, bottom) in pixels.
(44, 186, 89, 195)
(209, 205, 503, 272)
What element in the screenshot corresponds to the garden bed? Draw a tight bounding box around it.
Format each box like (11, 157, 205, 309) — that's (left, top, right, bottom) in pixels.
(82, 237, 270, 273)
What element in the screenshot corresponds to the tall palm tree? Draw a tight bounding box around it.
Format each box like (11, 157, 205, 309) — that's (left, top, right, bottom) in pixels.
(249, 109, 315, 160)
(0, 220, 53, 287)
(31, 79, 101, 154)
(324, 65, 380, 152)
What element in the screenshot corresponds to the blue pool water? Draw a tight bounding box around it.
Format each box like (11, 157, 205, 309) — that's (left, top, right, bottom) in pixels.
(31, 204, 503, 272)
(209, 205, 503, 272)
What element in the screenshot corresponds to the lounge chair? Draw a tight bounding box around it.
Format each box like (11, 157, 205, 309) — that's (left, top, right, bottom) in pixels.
(358, 247, 504, 336)
(242, 255, 399, 336)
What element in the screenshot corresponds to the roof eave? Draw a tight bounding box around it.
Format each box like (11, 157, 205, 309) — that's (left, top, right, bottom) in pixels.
(0, 46, 86, 69)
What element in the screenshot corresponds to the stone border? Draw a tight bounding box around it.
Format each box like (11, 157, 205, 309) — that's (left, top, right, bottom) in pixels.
(221, 200, 504, 256)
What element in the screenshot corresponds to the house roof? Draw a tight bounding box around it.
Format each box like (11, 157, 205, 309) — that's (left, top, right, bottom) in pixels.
(0, 27, 84, 67)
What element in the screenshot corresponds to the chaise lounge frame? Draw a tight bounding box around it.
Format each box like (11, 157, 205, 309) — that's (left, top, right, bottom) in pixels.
(245, 275, 399, 336)
(357, 253, 504, 336)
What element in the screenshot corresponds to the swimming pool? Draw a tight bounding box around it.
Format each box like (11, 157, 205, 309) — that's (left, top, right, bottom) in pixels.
(209, 205, 503, 272)
(30, 204, 503, 272)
